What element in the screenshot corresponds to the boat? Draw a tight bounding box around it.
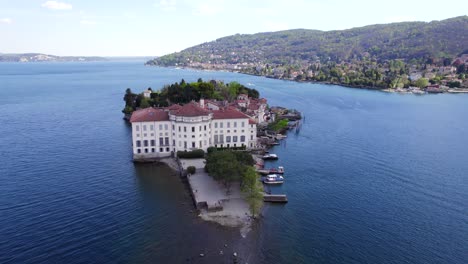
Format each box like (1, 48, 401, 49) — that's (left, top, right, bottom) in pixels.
(262, 154, 278, 160)
(263, 174, 284, 184)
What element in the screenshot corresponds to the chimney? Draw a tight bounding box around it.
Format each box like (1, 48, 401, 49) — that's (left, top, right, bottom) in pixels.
(200, 98, 205, 108)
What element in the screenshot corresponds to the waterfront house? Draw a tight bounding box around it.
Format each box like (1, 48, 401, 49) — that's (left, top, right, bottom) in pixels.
(130, 101, 258, 160)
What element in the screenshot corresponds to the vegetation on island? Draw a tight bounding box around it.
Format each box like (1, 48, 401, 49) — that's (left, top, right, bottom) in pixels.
(122, 78, 260, 115)
(205, 149, 263, 217)
(267, 118, 289, 132)
(146, 16, 468, 89)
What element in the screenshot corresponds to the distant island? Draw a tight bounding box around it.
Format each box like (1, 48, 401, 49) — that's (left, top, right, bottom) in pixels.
(0, 53, 107, 62)
(146, 16, 468, 92)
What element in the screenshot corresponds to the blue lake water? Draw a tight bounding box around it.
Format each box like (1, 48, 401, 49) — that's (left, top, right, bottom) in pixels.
(0, 61, 467, 263)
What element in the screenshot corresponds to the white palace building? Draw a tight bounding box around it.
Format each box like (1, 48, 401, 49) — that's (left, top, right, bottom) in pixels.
(130, 98, 263, 160)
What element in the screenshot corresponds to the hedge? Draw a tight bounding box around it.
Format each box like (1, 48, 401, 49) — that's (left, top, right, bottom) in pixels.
(177, 149, 205, 159)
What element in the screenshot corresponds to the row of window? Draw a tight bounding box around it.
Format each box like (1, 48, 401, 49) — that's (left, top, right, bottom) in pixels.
(136, 147, 171, 154)
(135, 124, 170, 131)
(136, 137, 170, 147)
(214, 121, 245, 129)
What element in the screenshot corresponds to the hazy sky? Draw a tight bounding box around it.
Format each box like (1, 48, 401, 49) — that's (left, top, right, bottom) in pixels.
(0, 0, 466, 56)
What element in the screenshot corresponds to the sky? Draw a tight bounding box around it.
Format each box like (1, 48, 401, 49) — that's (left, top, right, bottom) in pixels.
(0, 0, 466, 56)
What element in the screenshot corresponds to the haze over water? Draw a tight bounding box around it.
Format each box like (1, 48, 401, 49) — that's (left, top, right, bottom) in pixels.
(0, 61, 467, 263)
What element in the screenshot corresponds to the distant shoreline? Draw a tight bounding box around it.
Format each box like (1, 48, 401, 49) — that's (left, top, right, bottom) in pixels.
(145, 64, 468, 95)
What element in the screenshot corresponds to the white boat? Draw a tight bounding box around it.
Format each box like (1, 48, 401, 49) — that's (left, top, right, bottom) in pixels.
(262, 154, 278, 160)
(263, 174, 284, 184)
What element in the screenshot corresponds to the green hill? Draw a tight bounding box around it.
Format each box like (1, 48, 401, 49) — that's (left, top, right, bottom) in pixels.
(147, 16, 467, 66)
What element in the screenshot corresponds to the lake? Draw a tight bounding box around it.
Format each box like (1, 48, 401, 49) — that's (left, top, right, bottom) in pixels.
(0, 61, 467, 263)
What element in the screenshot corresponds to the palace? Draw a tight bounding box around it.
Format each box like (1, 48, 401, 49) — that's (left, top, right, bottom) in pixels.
(130, 97, 265, 160)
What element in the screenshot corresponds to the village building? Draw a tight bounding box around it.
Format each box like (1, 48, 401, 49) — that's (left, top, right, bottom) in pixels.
(130, 100, 258, 159)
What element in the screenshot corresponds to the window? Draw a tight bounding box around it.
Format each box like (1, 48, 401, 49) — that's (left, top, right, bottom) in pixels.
(184, 126, 187, 132)
(241, 122, 245, 127)
(192, 142, 195, 148)
(166, 147, 170, 152)
(219, 135, 224, 143)
(135, 125, 139, 130)
(226, 136, 231, 143)
(173, 140, 175, 146)
(150, 125, 154, 130)
(251, 135, 254, 140)
(165, 137, 169, 146)
(143, 133, 147, 137)
(204, 125, 206, 131)
(172, 125, 175, 130)
(160, 148, 163, 152)
(220, 122, 223, 128)
(214, 135, 218, 144)
(151, 133, 154, 136)
(159, 138, 164, 146)
(199, 126, 202, 131)
(178, 126, 181, 132)
(159, 124, 163, 130)
(136, 134, 140, 137)
(241, 136, 245, 142)
(165, 124, 168, 130)
(234, 122, 237, 128)
(151, 148, 155, 153)
(151, 140, 155, 146)
(227, 130, 230, 133)
(145, 148, 148, 153)
(199, 141, 202, 148)
(192, 127, 195, 132)
(137, 149, 141, 153)
(215, 122, 218, 128)
(136, 140, 141, 147)
(233, 136, 238, 142)
(184, 141, 187, 148)
(179, 141, 182, 147)
(143, 125, 147, 131)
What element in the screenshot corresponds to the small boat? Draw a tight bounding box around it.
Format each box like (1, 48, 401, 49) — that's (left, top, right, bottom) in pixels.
(269, 166, 284, 174)
(262, 154, 278, 160)
(263, 174, 284, 184)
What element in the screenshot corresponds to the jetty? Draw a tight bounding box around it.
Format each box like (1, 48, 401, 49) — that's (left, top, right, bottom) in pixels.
(263, 194, 288, 203)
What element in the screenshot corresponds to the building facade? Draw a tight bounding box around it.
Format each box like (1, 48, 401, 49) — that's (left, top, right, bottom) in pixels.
(130, 101, 257, 160)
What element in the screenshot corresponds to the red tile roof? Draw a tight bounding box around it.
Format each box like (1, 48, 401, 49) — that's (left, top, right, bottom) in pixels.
(212, 107, 251, 120)
(172, 102, 211, 117)
(249, 119, 256, 124)
(166, 104, 182, 110)
(130, 108, 169, 122)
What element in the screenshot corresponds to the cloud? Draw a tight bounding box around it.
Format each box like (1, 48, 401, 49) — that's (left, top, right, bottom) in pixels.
(80, 20, 96, 25)
(0, 18, 12, 24)
(41, 1, 72, 10)
(156, 0, 177, 12)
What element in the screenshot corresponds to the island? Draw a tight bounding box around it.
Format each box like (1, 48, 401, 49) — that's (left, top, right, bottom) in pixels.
(146, 16, 468, 93)
(0, 53, 106, 62)
(123, 79, 300, 232)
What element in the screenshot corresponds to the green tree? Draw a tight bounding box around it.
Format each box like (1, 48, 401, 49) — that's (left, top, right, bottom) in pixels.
(241, 167, 264, 217)
(415, 78, 429, 88)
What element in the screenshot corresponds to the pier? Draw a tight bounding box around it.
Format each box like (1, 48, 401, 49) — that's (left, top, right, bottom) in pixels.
(263, 194, 288, 203)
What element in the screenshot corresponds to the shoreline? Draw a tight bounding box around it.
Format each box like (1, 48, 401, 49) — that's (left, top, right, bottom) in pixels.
(145, 64, 468, 94)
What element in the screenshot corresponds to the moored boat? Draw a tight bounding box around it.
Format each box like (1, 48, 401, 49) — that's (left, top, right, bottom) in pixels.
(262, 154, 278, 160)
(263, 174, 284, 184)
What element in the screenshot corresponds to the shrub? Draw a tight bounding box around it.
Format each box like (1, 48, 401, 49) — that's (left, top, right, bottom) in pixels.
(177, 149, 205, 159)
(187, 166, 196, 174)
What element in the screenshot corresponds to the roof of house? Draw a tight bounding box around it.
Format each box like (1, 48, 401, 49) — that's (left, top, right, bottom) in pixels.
(212, 107, 250, 120)
(171, 102, 211, 117)
(130, 108, 169, 123)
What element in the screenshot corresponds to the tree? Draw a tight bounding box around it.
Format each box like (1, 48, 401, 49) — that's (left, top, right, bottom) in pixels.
(205, 151, 243, 193)
(415, 78, 429, 89)
(241, 167, 264, 217)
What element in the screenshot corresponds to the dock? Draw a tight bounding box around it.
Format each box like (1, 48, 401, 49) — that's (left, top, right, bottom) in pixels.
(263, 194, 288, 203)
